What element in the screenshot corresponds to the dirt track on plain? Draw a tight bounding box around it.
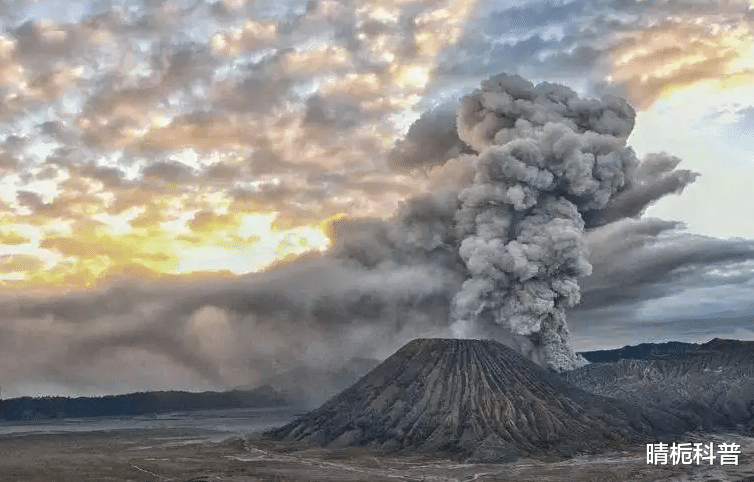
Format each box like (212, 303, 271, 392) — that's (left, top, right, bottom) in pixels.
(1, 428, 753, 481)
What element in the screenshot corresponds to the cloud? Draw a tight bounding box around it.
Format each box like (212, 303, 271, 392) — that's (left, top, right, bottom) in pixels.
(566, 220, 754, 350)
(3, 66, 748, 395)
(429, 0, 754, 113)
(141, 160, 197, 183)
(209, 20, 278, 56)
(2, 206, 753, 396)
(0, 0, 753, 396)
(578, 218, 754, 309)
(0, 255, 462, 396)
(609, 19, 754, 109)
(387, 102, 472, 171)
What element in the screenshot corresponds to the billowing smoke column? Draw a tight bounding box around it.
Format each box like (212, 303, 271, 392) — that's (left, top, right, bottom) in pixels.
(327, 72, 701, 372)
(385, 73, 663, 371)
(450, 74, 641, 370)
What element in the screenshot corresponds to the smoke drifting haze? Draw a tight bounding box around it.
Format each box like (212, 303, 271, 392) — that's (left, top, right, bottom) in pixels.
(1, 0, 754, 398)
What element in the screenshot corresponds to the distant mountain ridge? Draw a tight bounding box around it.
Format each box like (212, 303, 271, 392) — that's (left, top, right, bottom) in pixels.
(566, 338, 754, 434)
(0, 385, 291, 422)
(578, 340, 702, 363)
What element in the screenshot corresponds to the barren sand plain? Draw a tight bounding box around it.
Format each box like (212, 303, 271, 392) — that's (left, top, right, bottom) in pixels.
(1, 424, 753, 481)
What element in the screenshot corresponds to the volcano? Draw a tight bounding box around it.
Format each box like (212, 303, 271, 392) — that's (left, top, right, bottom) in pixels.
(268, 338, 698, 462)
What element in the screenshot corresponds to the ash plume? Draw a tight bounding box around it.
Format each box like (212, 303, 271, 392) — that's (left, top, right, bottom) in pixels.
(449, 74, 637, 370)
(363, 72, 700, 371)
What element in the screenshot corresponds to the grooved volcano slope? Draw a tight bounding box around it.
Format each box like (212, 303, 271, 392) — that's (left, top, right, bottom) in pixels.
(269, 339, 697, 461)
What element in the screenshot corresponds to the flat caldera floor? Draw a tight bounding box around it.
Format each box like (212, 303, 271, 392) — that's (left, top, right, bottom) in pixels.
(1, 427, 753, 481)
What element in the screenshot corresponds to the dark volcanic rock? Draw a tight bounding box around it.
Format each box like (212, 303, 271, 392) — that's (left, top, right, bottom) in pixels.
(565, 338, 754, 434)
(268, 338, 698, 461)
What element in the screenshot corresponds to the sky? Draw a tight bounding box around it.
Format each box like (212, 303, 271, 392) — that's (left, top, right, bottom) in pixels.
(0, 0, 753, 397)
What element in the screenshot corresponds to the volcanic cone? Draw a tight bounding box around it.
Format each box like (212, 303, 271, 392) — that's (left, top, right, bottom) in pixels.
(269, 338, 697, 461)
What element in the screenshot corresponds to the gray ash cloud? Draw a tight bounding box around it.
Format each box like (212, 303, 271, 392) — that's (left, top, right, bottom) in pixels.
(369, 72, 699, 371)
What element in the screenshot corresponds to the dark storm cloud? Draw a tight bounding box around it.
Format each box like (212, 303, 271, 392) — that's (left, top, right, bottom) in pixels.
(580, 218, 754, 310)
(387, 103, 472, 172)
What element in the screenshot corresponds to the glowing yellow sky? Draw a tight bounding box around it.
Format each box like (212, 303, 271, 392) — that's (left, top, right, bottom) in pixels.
(0, 0, 479, 293)
(0, 165, 339, 290)
(0, 195, 338, 290)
